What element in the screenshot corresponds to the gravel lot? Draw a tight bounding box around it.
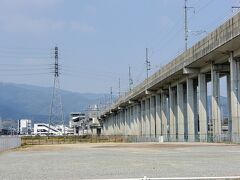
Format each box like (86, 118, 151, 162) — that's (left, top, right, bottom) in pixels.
(0, 143, 240, 180)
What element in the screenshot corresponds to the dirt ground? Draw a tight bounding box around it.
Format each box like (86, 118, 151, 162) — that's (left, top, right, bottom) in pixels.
(18, 142, 234, 151)
(1, 142, 240, 179)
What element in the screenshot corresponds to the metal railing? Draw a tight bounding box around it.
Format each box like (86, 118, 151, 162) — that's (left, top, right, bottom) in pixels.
(0, 136, 21, 152)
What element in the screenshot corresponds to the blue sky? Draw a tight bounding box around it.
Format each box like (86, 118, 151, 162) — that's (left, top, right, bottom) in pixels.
(0, 0, 239, 94)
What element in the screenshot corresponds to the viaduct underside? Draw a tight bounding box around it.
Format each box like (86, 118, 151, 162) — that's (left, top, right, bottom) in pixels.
(99, 12, 240, 143)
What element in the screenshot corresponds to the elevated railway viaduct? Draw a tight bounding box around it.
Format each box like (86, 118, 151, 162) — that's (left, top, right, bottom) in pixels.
(99, 12, 240, 143)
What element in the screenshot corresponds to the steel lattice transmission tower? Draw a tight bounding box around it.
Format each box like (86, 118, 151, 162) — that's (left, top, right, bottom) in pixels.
(48, 46, 65, 135)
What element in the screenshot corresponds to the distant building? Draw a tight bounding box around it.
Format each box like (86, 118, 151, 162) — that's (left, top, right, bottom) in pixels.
(18, 119, 32, 135)
(0, 119, 2, 130)
(0, 119, 2, 134)
(87, 105, 102, 135)
(34, 123, 62, 136)
(33, 123, 73, 136)
(69, 112, 86, 135)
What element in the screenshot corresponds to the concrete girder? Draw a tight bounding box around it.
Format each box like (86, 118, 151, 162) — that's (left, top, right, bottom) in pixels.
(183, 67, 200, 74)
(212, 64, 230, 72)
(145, 90, 155, 95)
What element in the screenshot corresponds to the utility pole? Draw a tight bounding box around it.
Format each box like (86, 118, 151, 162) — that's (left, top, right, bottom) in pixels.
(184, 0, 195, 51)
(110, 86, 113, 104)
(129, 66, 133, 91)
(48, 46, 65, 136)
(118, 78, 121, 98)
(184, 0, 188, 51)
(146, 48, 151, 80)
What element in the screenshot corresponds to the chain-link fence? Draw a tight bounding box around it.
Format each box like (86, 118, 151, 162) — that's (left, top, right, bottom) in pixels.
(0, 136, 21, 152)
(20, 133, 240, 145)
(21, 135, 127, 145)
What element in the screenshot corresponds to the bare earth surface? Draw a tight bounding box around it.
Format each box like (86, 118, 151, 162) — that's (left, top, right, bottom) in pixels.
(0, 142, 240, 180)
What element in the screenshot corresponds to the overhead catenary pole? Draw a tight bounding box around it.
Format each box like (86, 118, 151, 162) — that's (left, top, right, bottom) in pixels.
(184, 0, 199, 51)
(129, 66, 133, 91)
(184, 0, 188, 51)
(146, 48, 151, 87)
(110, 86, 113, 104)
(118, 78, 121, 98)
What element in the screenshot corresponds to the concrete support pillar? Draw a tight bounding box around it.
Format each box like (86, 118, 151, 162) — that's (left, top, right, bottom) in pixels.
(194, 83, 198, 137)
(145, 98, 150, 137)
(119, 112, 122, 135)
(121, 110, 125, 135)
(115, 113, 118, 135)
(141, 100, 145, 136)
(113, 114, 116, 135)
(115, 114, 118, 135)
(150, 96, 156, 137)
(128, 107, 132, 135)
(131, 106, 134, 135)
(118, 111, 122, 135)
(169, 86, 176, 141)
(211, 63, 221, 142)
(117, 113, 120, 135)
(132, 106, 135, 135)
(111, 114, 114, 135)
(161, 93, 168, 138)
(107, 116, 110, 135)
(230, 52, 240, 142)
(227, 74, 232, 136)
(133, 105, 138, 135)
(187, 78, 195, 141)
(105, 119, 108, 135)
(129, 106, 133, 135)
(104, 119, 107, 135)
(198, 73, 208, 142)
(102, 120, 106, 135)
(109, 115, 112, 135)
(177, 83, 185, 142)
(155, 94, 162, 137)
(124, 108, 128, 136)
(136, 103, 141, 136)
